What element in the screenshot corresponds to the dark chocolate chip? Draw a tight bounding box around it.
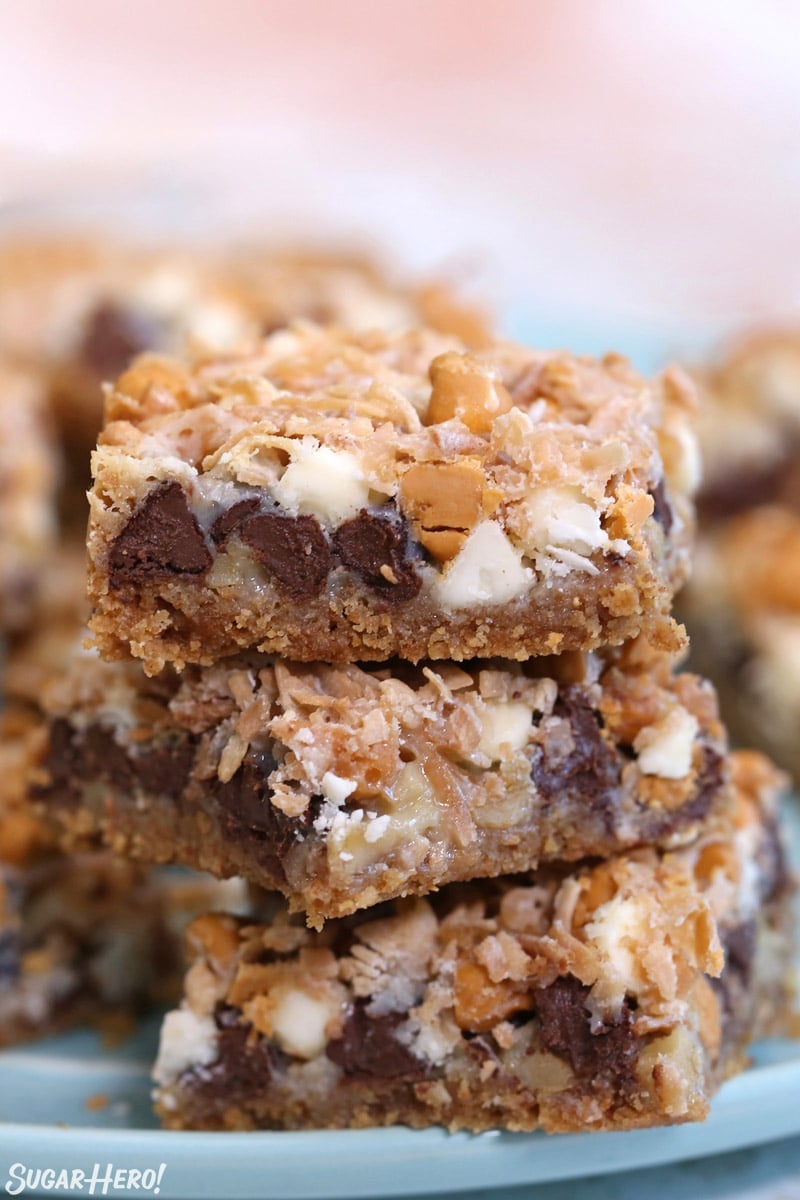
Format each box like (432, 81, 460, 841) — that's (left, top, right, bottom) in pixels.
(239, 513, 331, 600)
(79, 301, 163, 377)
(211, 748, 320, 876)
(712, 919, 759, 1022)
(667, 745, 724, 827)
(39, 719, 196, 806)
(35, 719, 87, 807)
(108, 482, 212, 588)
(333, 509, 422, 602)
(326, 1001, 426, 1082)
(534, 974, 638, 1082)
(649, 479, 674, 535)
(723, 919, 757, 989)
(39, 719, 137, 802)
(212, 747, 279, 835)
(531, 686, 621, 813)
(181, 1006, 278, 1100)
(132, 737, 197, 800)
(210, 499, 261, 546)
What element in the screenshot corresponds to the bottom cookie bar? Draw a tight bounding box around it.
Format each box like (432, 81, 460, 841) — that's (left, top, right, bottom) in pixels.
(154, 751, 794, 1133)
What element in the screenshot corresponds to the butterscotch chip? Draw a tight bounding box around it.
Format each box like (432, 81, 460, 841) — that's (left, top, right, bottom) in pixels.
(427, 351, 514, 432)
(400, 459, 499, 561)
(188, 913, 242, 970)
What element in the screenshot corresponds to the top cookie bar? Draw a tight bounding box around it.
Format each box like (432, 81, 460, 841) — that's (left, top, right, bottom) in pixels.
(88, 326, 698, 671)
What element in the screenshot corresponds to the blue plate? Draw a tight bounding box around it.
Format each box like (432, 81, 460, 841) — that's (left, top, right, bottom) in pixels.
(0, 799, 796, 1200)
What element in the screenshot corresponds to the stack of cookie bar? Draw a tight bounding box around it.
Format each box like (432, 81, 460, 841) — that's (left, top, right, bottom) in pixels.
(32, 321, 794, 1132)
(0, 236, 484, 1048)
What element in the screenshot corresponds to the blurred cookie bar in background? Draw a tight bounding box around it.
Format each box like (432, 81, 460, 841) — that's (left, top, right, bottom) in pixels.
(681, 330, 800, 780)
(0, 237, 488, 521)
(0, 363, 59, 632)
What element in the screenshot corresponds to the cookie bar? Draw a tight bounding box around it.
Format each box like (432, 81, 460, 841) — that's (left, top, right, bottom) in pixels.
(87, 326, 698, 671)
(36, 641, 727, 926)
(694, 329, 800, 522)
(0, 363, 58, 631)
(0, 237, 261, 464)
(153, 749, 794, 1133)
(682, 506, 800, 778)
(0, 706, 171, 1044)
(680, 329, 800, 777)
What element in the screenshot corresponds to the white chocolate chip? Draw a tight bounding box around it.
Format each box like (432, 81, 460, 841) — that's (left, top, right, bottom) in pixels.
(321, 772, 358, 806)
(153, 1008, 218, 1086)
(634, 707, 699, 779)
(269, 988, 340, 1059)
(478, 701, 532, 761)
(583, 892, 645, 983)
(364, 814, 391, 843)
(525, 486, 611, 556)
(667, 425, 703, 496)
(435, 521, 533, 609)
(521, 485, 629, 575)
(273, 445, 376, 524)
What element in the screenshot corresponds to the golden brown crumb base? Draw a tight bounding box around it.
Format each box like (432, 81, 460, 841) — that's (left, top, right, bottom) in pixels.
(88, 563, 685, 673)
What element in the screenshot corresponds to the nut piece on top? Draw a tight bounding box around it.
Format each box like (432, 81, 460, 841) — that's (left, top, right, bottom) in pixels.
(87, 325, 699, 672)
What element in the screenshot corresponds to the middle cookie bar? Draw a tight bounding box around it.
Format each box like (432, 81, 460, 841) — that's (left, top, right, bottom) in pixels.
(87, 325, 698, 671)
(36, 643, 726, 926)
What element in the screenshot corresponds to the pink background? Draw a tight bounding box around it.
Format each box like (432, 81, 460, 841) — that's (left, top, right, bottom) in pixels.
(2, 1, 800, 332)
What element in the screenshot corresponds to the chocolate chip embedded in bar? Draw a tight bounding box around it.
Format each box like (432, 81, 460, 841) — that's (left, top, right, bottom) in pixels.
(238, 514, 332, 600)
(332, 509, 422, 602)
(108, 482, 213, 586)
(86, 326, 698, 671)
(37, 640, 730, 927)
(152, 748, 795, 1133)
